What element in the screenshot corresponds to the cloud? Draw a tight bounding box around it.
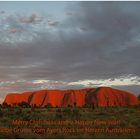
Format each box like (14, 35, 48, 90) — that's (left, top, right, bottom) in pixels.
(65, 12, 73, 16)
(9, 28, 26, 33)
(20, 13, 43, 24)
(33, 80, 50, 84)
(0, 10, 5, 14)
(68, 75, 140, 87)
(0, 2, 140, 100)
(0, 13, 46, 43)
(47, 20, 59, 27)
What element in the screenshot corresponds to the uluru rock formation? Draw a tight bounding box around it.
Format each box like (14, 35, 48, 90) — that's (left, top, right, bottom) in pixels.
(3, 87, 139, 107)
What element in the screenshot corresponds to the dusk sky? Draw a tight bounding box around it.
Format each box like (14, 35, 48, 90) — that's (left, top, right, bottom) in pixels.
(0, 1, 140, 103)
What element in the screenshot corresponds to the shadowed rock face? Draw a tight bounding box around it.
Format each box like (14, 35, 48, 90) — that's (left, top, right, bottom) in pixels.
(3, 87, 139, 107)
(85, 87, 139, 107)
(62, 89, 88, 107)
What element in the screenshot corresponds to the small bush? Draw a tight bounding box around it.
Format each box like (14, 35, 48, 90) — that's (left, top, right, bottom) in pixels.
(0, 108, 3, 117)
(14, 107, 22, 114)
(138, 94, 140, 101)
(63, 107, 71, 113)
(44, 103, 52, 108)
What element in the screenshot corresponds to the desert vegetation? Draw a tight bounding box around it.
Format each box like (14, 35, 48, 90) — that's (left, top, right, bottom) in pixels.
(0, 102, 139, 138)
(138, 94, 140, 101)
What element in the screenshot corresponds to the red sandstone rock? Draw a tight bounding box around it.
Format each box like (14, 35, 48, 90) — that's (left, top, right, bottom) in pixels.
(4, 93, 20, 105)
(20, 92, 34, 103)
(3, 87, 140, 107)
(4, 92, 33, 105)
(86, 87, 139, 107)
(62, 89, 88, 107)
(30, 90, 47, 106)
(42, 90, 65, 107)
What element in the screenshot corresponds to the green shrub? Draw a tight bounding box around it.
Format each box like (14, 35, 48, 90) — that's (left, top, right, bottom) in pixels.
(2, 102, 11, 108)
(14, 107, 22, 114)
(0, 108, 3, 117)
(63, 107, 71, 113)
(18, 102, 30, 108)
(72, 107, 80, 118)
(44, 103, 52, 108)
(138, 94, 140, 101)
(55, 112, 62, 119)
